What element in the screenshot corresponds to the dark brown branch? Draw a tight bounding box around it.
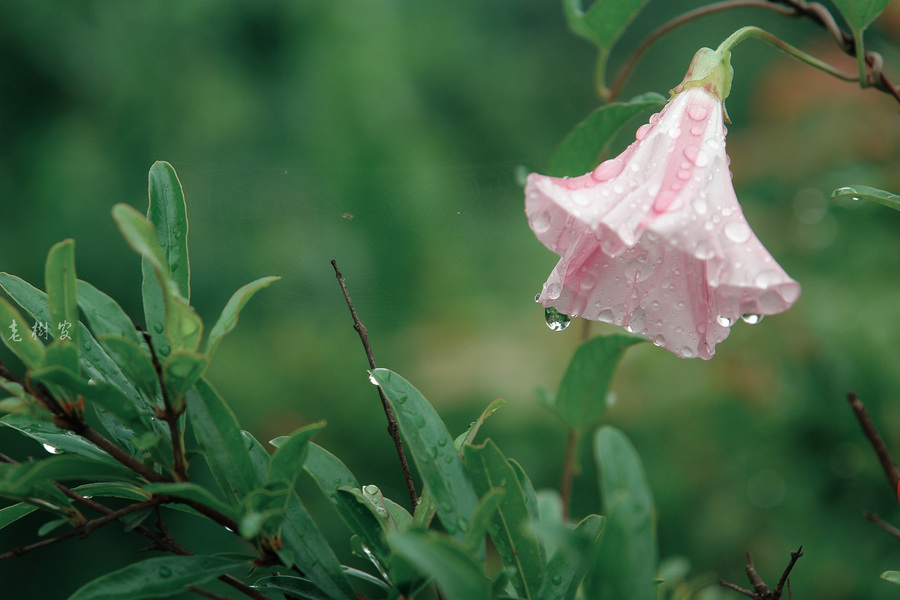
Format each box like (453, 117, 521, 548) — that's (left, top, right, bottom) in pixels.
(138, 326, 188, 482)
(864, 511, 900, 541)
(187, 584, 233, 600)
(846, 392, 900, 493)
(0, 498, 161, 561)
(331, 259, 418, 509)
(720, 547, 803, 599)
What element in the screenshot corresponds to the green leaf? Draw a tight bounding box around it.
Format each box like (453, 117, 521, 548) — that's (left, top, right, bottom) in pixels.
(832, 185, 900, 211)
(564, 0, 651, 49)
(44, 240, 78, 352)
(831, 0, 892, 32)
(549, 93, 665, 177)
(205, 276, 280, 356)
(587, 426, 657, 600)
(268, 422, 325, 487)
(335, 486, 392, 563)
(184, 379, 261, 503)
(464, 440, 544, 598)
(141, 482, 238, 521)
(98, 335, 158, 397)
(455, 398, 506, 449)
(161, 349, 208, 400)
(112, 203, 169, 276)
(371, 369, 479, 537)
(553, 334, 644, 431)
(536, 515, 606, 600)
(0, 297, 46, 368)
(1, 455, 138, 497)
(278, 493, 358, 600)
(162, 289, 203, 353)
(2, 415, 120, 466)
(66, 555, 247, 600)
(253, 575, 333, 600)
(464, 488, 506, 552)
(76, 280, 142, 343)
(389, 530, 491, 600)
(0, 501, 37, 530)
(31, 365, 140, 424)
(148, 161, 191, 301)
(882, 571, 900, 585)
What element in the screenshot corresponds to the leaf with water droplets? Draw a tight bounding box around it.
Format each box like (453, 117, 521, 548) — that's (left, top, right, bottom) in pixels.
(66, 555, 247, 600)
(832, 185, 900, 212)
(534, 514, 606, 600)
(371, 368, 479, 540)
(587, 426, 657, 600)
(464, 440, 545, 597)
(268, 422, 325, 488)
(550, 93, 665, 177)
(553, 334, 644, 431)
(148, 161, 191, 302)
(0, 297, 46, 369)
(44, 239, 80, 373)
(2, 414, 122, 467)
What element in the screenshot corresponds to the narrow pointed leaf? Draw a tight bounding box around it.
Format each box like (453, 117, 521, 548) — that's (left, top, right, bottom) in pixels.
(31, 365, 140, 423)
(536, 515, 605, 600)
(0, 501, 37, 530)
(564, 0, 651, 50)
(389, 530, 491, 600)
(553, 334, 644, 430)
(141, 482, 238, 521)
(66, 555, 247, 600)
(0, 297, 46, 368)
(832, 185, 900, 211)
(184, 379, 260, 503)
(99, 335, 158, 396)
(465, 440, 544, 598)
(882, 571, 900, 585)
(371, 368, 478, 537)
(148, 161, 190, 301)
(76, 280, 142, 342)
(588, 426, 657, 600)
(550, 93, 665, 177)
(1, 455, 138, 496)
(45, 239, 80, 350)
(206, 276, 280, 356)
(268, 422, 325, 487)
(2, 415, 120, 466)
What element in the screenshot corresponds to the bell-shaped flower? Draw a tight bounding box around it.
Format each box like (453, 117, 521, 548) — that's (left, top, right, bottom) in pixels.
(526, 48, 800, 359)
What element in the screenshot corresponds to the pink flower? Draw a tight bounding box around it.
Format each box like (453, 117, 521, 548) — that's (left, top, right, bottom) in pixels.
(526, 49, 800, 359)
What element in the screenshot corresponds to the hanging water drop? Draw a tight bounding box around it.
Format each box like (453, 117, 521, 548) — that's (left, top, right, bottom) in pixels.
(544, 307, 571, 332)
(367, 373, 379, 386)
(716, 315, 734, 327)
(741, 313, 764, 324)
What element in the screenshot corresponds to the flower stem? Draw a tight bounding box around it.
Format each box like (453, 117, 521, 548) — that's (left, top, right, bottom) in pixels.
(716, 26, 858, 82)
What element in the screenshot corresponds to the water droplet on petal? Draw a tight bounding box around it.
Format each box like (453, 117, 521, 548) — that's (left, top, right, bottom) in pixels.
(694, 241, 713, 260)
(653, 334, 666, 347)
(690, 125, 704, 136)
(580, 274, 597, 290)
(717, 315, 734, 327)
(597, 309, 614, 323)
(544, 307, 571, 332)
(680, 346, 697, 358)
(725, 222, 752, 243)
(547, 282, 562, 300)
(591, 158, 626, 181)
(635, 123, 652, 141)
(667, 127, 682, 139)
(627, 308, 646, 333)
(531, 211, 551, 233)
(687, 104, 709, 121)
(741, 313, 764, 324)
(534, 292, 541, 302)
(683, 146, 710, 167)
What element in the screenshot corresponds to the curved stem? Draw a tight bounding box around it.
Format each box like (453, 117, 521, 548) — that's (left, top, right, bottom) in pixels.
(717, 26, 858, 82)
(607, 0, 796, 101)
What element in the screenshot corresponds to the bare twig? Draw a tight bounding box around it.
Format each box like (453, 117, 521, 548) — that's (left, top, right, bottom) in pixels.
(187, 585, 233, 600)
(864, 511, 900, 541)
(720, 547, 803, 599)
(846, 392, 900, 493)
(138, 326, 188, 482)
(331, 259, 418, 509)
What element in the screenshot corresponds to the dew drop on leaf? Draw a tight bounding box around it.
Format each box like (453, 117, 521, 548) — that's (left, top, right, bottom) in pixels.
(159, 566, 172, 578)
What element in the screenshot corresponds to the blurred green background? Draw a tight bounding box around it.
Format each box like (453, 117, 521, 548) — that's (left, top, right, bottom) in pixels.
(2, 0, 900, 597)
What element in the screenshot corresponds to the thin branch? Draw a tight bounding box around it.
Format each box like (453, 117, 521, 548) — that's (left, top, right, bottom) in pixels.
(0, 498, 161, 561)
(720, 547, 803, 599)
(607, 0, 796, 101)
(331, 259, 418, 509)
(864, 511, 900, 542)
(138, 326, 188, 481)
(187, 585, 233, 600)
(846, 392, 900, 492)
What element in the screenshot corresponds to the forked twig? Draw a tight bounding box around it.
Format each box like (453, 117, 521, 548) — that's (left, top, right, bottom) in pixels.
(720, 546, 803, 599)
(331, 260, 418, 509)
